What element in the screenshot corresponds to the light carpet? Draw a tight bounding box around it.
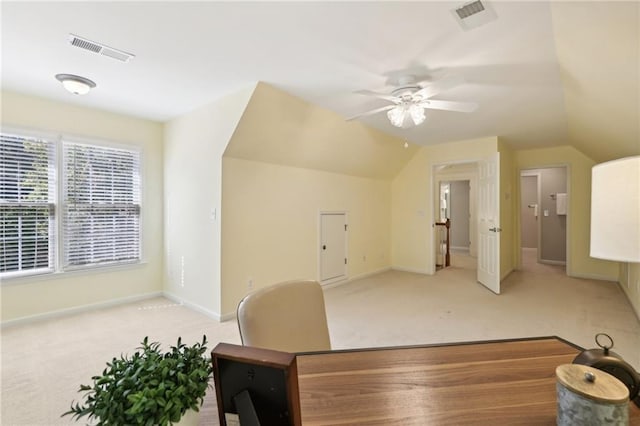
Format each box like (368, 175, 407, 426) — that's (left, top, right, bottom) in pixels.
(2, 251, 638, 425)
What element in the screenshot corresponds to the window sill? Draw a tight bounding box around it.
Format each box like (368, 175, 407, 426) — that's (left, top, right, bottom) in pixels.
(0, 261, 149, 286)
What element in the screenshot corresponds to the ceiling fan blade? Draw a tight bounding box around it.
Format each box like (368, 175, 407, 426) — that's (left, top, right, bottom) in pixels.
(354, 89, 399, 103)
(420, 99, 478, 113)
(346, 104, 396, 121)
(413, 74, 465, 100)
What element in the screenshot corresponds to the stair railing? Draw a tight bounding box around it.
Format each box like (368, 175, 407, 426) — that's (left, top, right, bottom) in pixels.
(435, 218, 451, 268)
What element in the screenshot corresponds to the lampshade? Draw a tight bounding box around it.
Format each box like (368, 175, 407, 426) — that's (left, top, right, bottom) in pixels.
(590, 155, 640, 262)
(55, 74, 96, 95)
(387, 104, 426, 128)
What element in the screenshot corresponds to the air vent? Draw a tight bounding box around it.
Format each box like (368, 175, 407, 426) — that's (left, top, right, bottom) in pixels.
(68, 34, 135, 63)
(455, 0, 485, 19)
(451, 0, 497, 31)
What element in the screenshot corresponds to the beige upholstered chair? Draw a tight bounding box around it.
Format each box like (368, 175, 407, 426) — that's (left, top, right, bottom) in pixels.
(237, 280, 331, 353)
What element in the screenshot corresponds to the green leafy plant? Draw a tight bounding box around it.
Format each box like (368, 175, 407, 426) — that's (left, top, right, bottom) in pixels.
(63, 335, 213, 426)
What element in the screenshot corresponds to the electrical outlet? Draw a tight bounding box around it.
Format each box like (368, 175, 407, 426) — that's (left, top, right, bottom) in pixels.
(247, 278, 253, 290)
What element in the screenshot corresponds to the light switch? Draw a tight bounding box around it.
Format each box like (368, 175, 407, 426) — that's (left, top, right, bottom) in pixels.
(543, 209, 549, 217)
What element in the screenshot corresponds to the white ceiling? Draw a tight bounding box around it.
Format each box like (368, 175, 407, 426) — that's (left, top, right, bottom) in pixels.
(2, 1, 638, 162)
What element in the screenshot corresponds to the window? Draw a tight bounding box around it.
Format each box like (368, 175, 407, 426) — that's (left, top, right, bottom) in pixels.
(63, 142, 141, 269)
(0, 131, 141, 278)
(0, 133, 56, 276)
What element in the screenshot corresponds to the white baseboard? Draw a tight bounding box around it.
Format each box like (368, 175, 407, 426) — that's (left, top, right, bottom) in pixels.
(1, 291, 163, 328)
(618, 281, 640, 322)
(349, 267, 392, 282)
(218, 268, 396, 319)
(391, 266, 431, 275)
(220, 311, 237, 322)
(162, 291, 225, 322)
(321, 267, 392, 290)
(568, 272, 618, 282)
(539, 259, 566, 266)
(450, 246, 470, 252)
(501, 268, 514, 281)
(320, 275, 348, 287)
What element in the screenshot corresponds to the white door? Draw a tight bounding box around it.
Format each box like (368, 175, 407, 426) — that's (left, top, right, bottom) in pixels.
(320, 213, 347, 283)
(477, 153, 501, 294)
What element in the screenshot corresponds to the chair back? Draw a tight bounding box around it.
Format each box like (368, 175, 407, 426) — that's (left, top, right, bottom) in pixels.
(237, 280, 331, 353)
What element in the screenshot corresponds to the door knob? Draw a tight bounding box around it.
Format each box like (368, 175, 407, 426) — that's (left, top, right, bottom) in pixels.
(489, 227, 502, 232)
(322, 245, 326, 250)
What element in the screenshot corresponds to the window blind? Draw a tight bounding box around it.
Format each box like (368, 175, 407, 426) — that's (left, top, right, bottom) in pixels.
(63, 142, 141, 268)
(0, 133, 56, 275)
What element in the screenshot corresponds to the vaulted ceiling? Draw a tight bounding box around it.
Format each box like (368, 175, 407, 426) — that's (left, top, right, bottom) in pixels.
(2, 2, 638, 162)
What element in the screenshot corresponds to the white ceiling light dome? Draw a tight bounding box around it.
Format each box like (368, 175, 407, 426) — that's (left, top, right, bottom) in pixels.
(55, 74, 96, 95)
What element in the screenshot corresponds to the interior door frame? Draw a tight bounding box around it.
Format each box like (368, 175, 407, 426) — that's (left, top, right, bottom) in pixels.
(428, 159, 482, 275)
(516, 164, 571, 274)
(318, 211, 348, 285)
(436, 174, 477, 257)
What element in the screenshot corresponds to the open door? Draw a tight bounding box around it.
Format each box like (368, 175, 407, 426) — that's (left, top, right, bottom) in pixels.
(477, 153, 501, 294)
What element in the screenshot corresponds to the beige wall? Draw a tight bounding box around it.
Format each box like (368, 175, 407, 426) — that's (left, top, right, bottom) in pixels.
(621, 263, 640, 319)
(391, 137, 498, 274)
(221, 157, 391, 316)
(2, 89, 628, 324)
(498, 139, 516, 279)
(163, 85, 255, 319)
(514, 145, 618, 280)
(0, 91, 164, 322)
(219, 83, 412, 317)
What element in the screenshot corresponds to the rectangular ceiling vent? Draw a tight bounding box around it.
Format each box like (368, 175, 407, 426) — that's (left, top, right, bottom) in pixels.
(68, 34, 135, 63)
(451, 0, 497, 31)
(455, 0, 485, 19)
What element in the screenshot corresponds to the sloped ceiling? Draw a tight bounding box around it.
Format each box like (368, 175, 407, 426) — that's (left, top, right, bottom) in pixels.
(550, 2, 639, 162)
(1, 1, 638, 163)
(224, 83, 419, 180)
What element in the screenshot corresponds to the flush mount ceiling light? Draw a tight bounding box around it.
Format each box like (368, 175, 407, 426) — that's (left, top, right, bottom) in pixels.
(55, 74, 96, 95)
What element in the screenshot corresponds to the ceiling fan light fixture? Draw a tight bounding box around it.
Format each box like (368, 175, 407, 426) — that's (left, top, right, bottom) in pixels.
(387, 106, 406, 127)
(387, 104, 426, 128)
(55, 73, 96, 95)
(409, 104, 426, 125)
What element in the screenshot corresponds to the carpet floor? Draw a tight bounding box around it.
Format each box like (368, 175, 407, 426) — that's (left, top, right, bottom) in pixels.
(2, 250, 638, 425)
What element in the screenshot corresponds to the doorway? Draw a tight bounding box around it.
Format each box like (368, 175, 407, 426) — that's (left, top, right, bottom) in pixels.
(432, 155, 500, 294)
(520, 167, 567, 271)
(435, 164, 478, 260)
(319, 212, 347, 284)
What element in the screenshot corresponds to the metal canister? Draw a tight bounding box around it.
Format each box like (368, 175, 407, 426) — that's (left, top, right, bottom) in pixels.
(556, 364, 629, 425)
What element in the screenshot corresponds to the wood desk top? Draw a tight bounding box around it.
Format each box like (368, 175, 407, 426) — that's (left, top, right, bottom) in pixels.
(296, 337, 640, 425)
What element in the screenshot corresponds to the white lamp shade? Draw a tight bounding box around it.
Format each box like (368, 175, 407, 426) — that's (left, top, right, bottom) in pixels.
(590, 156, 640, 262)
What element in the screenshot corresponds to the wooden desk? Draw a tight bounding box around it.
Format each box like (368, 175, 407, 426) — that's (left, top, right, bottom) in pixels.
(296, 336, 640, 425)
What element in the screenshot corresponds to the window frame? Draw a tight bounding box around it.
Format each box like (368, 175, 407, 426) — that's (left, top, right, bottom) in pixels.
(0, 127, 143, 281)
(61, 138, 143, 271)
(1, 129, 58, 279)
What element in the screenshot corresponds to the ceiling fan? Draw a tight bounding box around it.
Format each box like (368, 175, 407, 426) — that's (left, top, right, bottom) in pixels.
(348, 74, 478, 129)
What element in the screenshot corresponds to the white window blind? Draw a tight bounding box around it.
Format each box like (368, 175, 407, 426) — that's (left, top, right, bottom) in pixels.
(63, 142, 141, 268)
(0, 133, 56, 276)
